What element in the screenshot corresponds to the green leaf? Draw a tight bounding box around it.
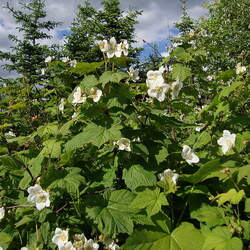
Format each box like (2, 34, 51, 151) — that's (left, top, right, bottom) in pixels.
(0, 232, 12, 243)
(64, 122, 122, 151)
(99, 71, 128, 86)
(41, 139, 62, 158)
(202, 226, 243, 250)
(109, 56, 134, 67)
(123, 222, 204, 250)
(106, 83, 132, 108)
(36, 123, 59, 137)
(70, 61, 104, 75)
(123, 165, 157, 191)
(80, 75, 99, 89)
(171, 64, 192, 81)
(131, 188, 168, 216)
(58, 120, 74, 136)
(15, 215, 33, 228)
(111, 71, 128, 83)
(40, 221, 50, 244)
(191, 204, 225, 228)
(8, 102, 27, 110)
(48, 168, 85, 194)
(29, 154, 44, 176)
(217, 70, 236, 82)
(245, 198, 250, 213)
(182, 159, 222, 184)
(235, 131, 250, 153)
(0, 155, 22, 172)
(172, 222, 205, 250)
(237, 164, 250, 184)
(241, 220, 250, 240)
(193, 131, 211, 149)
(219, 81, 244, 100)
(19, 172, 32, 189)
(86, 190, 137, 236)
(99, 71, 114, 85)
(172, 47, 194, 62)
(214, 189, 245, 206)
(150, 113, 196, 128)
(155, 146, 168, 164)
(132, 143, 149, 156)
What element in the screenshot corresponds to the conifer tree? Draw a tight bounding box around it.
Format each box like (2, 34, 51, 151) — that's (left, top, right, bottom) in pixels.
(0, 0, 60, 85)
(175, 0, 195, 35)
(65, 0, 142, 62)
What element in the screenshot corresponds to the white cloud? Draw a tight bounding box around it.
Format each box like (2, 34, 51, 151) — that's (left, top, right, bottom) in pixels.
(0, 0, 207, 78)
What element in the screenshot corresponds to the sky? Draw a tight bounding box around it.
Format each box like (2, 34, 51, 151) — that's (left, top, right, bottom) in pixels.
(0, 0, 209, 78)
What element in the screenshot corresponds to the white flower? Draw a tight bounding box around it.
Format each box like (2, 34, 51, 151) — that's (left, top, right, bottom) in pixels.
(171, 79, 183, 99)
(207, 75, 213, 81)
(62, 57, 70, 63)
(146, 70, 164, 86)
(72, 87, 86, 106)
(35, 191, 50, 210)
(236, 63, 246, 74)
(27, 184, 43, 203)
(21, 247, 29, 250)
(27, 184, 50, 210)
(107, 241, 120, 250)
(41, 68, 46, 75)
(84, 239, 99, 250)
(89, 88, 102, 103)
(0, 247, 3, 250)
(115, 40, 129, 57)
(132, 137, 141, 142)
(195, 124, 205, 132)
(52, 228, 69, 247)
(59, 98, 66, 114)
(0, 207, 5, 220)
(146, 69, 169, 102)
(202, 66, 208, 72)
(45, 56, 53, 63)
(97, 40, 109, 53)
(70, 60, 77, 68)
(72, 112, 78, 119)
(107, 37, 117, 58)
(158, 66, 166, 73)
(127, 66, 139, 82)
(181, 145, 199, 165)
(115, 138, 131, 152)
(217, 130, 236, 154)
(158, 169, 179, 185)
(147, 81, 169, 102)
(59, 241, 76, 250)
(4, 131, 16, 137)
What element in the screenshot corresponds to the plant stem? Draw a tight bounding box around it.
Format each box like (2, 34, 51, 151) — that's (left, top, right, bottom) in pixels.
(176, 200, 188, 227)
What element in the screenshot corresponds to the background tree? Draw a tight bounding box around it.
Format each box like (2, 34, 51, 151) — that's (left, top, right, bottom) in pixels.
(0, 0, 60, 85)
(194, 0, 250, 70)
(65, 0, 142, 62)
(175, 0, 195, 35)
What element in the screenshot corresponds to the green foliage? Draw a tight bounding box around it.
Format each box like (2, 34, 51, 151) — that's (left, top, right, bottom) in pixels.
(0, 0, 60, 85)
(202, 227, 243, 250)
(123, 222, 205, 250)
(0, 0, 250, 249)
(122, 165, 157, 191)
(65, 0, 142, 62)
(131, 188, 168, 217)
(171, 64, 192, 81)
